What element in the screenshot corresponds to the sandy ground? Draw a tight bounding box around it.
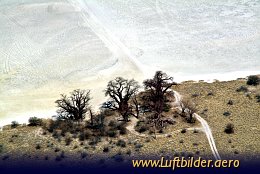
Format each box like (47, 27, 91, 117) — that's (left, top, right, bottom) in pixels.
(1, 0, 260, 126)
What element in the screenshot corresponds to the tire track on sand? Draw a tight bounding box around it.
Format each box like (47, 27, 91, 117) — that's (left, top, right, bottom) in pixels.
(173, 90, 221, 160)
(67, 0, 144, 75)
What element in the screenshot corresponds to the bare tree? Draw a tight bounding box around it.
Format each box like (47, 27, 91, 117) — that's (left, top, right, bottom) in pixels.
(89, 108, 94, 126)
(104, 77, 140, 122)
(180, 98, 197, 123)
(143, 71, 177, 121)
(131, 94, 140, 118)
(55, 89, 91, 121)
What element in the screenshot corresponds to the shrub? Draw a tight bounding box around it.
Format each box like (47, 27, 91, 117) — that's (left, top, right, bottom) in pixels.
(60, 151, 65, 159)
(11, 121, 19, 128)
(236, 86, 248, 92)
(134, 143, 143, 149)
(103, 146, 109, 153)
(207, 92, 214, 96)
(247, 75, 260, 86)
(54, 147, 60, 152)
(81, 151, 87, 159)
(88, 136, 101, 146)
(35, 144, 41, 150)
(113, 154, 124, 162)
(225, 123, 234, 134)
(117, 124, 127, 135)
(79, 130, 91, 141)
(116, 139, 126, 148)
(65, 136, 72, 146)
(2, 155, 9, 161)
(107, 130, 117, 137)
(191, 93, 199, 98)
(181, 128, 187, 133)
(223, 111, 231, 117)
(126, 149, 131, 155)
(163, 104, 171, 112)
(55, 155, 62, 162)
(28, 117, 42, 126)
(135, 121, 149, 133)
(227, 100, 234, 105)
(193, 129, 199, 133)
(108, 120, 116, 127)
(255, 95, 260, 102)
(52, 130, 61, 139)
(0, 144, 3, 153)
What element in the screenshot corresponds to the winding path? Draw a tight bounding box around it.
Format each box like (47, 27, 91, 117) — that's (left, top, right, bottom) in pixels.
(173, 90, 221, 160)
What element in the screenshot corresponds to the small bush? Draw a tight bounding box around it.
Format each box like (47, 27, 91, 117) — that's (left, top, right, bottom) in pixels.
(2, 155, 9, 161)
(181, 128, 187, 133)
(135, 121, 149, 133)
(135, 143, 143, 149)
(192, 93, 199, 98)
(193, 129, 199, 133)
(113, 154, 124, 162)
(103, 146, 109, 153)
(28, 117, 42, 126)
(78, 130, 91, 141)
(227, 100, 234, 105)
(55, 155, 62, 162)
(225, 123, 234, 134)
(236, 86, 248, 92)
(52, 130, 61, 139)
(223, 111, 231, 117)
(107, 130, 117, 137)
(60, 151, 65, 159)
(116, 139, 126, 148)
(65, 136, 72, 146)
(0, 144, 3, 153)
(81, 151, 87, 159)
(11, 121, 19, 128)
(54, 147, 60, 152)
(88, 136, 101, 146)
(247, 75, 260, 86)
(117, 125, 127, 135)
(108, 120, 116, 127)
(35, 144, 41, 150)
(126, 149, 131, 156)
(256, 94, 260, 103)
(207, 92, 214, 96)
(163, 104, 171, 112)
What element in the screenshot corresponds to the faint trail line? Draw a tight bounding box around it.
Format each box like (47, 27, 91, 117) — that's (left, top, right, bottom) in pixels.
(67, 0, 144, 75)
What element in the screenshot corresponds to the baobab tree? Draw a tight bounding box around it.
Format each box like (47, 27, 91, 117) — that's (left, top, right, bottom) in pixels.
(104, 77, 140, 122)
(143, 71, 177, 128)
(55, 89, 91, 121)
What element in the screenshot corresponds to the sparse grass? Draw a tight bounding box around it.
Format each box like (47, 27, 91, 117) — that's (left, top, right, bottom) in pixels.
(174, 79, 260, 160)
(0, 78, 259, 164)
(116, 139, 126, 148)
